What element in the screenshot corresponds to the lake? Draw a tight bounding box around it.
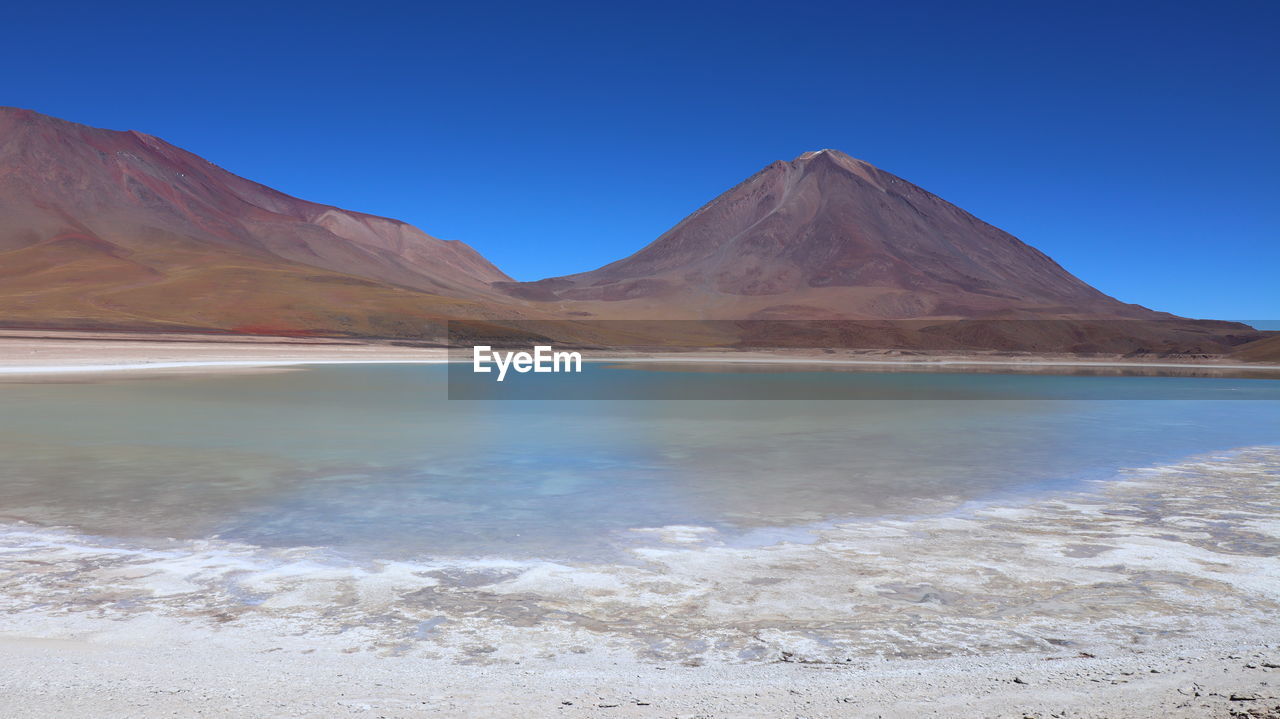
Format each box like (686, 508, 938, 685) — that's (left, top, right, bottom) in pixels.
(1, 363, 1277, 563)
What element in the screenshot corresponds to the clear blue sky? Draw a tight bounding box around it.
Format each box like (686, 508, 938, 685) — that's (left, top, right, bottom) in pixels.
(5, 1, 1277, 320)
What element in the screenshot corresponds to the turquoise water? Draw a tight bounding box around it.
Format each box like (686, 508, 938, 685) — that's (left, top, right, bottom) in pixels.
(0, 364, 1277, 561)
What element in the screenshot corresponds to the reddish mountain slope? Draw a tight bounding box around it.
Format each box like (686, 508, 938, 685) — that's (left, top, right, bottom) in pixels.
(504, 149, 1161, 320)
(0, 107, 522, 335)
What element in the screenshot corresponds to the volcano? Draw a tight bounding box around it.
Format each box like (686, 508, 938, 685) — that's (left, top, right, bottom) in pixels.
(503, 149, 1162, 321)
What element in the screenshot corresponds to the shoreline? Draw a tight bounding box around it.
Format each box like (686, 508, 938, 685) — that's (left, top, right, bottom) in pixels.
(602, 354, 1280, 371)
(0, 358, 450, 375)
(0, 331, 449, 377)
(1, 447, 1277, 717)
(0, 330, 1277, 377)
(5, 356, 1280, 376)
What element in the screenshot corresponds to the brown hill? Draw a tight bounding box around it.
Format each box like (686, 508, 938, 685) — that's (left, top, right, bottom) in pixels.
(502, 149, 1164, 321)
(0, 107, 527, 336)
(1232, 333, 1280, 363)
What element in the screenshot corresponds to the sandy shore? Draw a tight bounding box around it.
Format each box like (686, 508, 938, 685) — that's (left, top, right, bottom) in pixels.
(0, 329, 1277, 377)
(1, 448, 1277, 717)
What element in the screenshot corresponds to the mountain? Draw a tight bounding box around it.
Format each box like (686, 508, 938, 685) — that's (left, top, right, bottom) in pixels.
(0, 107, 526, 336)
(502, 149, 1161, 321)
(0, 111, 1268, 359)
